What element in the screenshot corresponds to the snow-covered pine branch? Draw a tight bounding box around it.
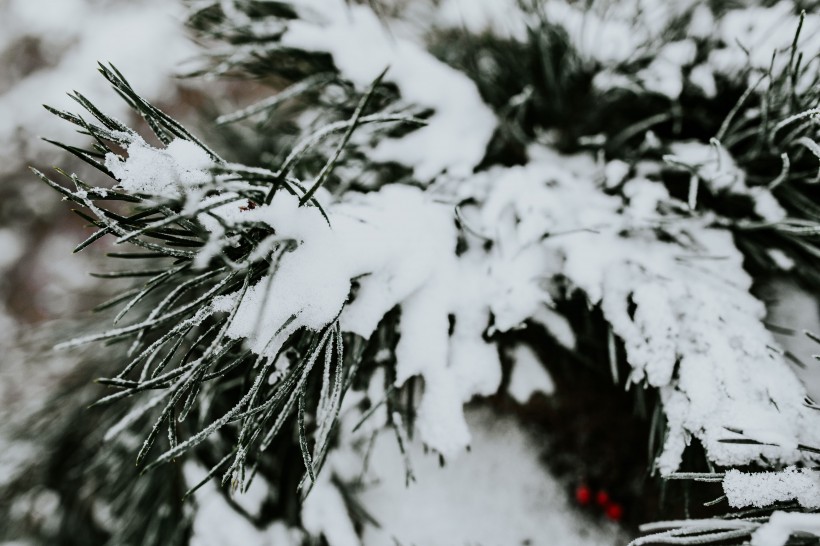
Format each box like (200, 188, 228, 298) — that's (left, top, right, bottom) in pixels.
(23, 0, 820, 544)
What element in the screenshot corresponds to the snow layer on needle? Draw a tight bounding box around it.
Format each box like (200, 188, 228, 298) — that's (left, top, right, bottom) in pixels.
(471, 150, 820, 475)
(105, 137, 213, 198)
(723, 467, 820, 509)
(201, 184, 501, 459)
(220, 191, 353, 358)
(219, 186, 456, 356)
(100, 132, 504, 459)
(280, 0, 496, 181)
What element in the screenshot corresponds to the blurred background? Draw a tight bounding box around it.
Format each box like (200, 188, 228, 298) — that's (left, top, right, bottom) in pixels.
(0, 0, 193, 424)
(0, 2, 203, 542)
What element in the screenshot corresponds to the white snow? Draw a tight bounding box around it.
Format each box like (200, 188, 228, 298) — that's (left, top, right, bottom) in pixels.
(752, 512, 820, 546)
(358, 408, 622, 546)
(543, 0, 696, 66)
(280, 0, 497, 181)
(688, 5, 715, 40)
(689, 64, 718, 98)
(667, 141, 787, 222)
(464, 149, 820, 475)
(638, 40, 697, 99)
(108, 128, 819, 474)
(191, 183, 489, 458)
(768, 249, 795, 271)
(532, 306, 577, 350)
(183, 463, 305, 546)
(709, 2, 818, 78)
(723, 467, 820, 509)
(435, 0, 528, 41)
(301, 475, 360, 546)
(222, 185, 456, 356)
(508, 344, 555, 403)
(604, 159, 631, 189)
(202, 183, 506, 460)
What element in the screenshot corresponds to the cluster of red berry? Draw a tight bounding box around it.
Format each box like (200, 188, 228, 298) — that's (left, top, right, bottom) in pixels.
(574, 485, 623, 521)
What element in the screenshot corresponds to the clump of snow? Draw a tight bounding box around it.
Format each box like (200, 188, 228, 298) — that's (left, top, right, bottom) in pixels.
(752, 512, 820, 546)
(204, 184, 498, 459)
(222, 185, 455, 354)
(623, 178, 670, 220)
(723, 467, 820, 509)
(105, 136, 213, 198)
(508, 344, 555, 403)
(531, 305, 576, 350)
(183, 463, 305, 546)
(667, 141, 787, 222)
(604, 159, 631, 189)
(280, 0, 497, 181)
(638, 40, 697, 99)
(687, 5, 714, 40)
(218, 190, 353, 357)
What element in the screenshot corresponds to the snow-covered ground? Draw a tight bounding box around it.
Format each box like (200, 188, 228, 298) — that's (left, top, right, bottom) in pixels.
(359, 408, 623, 546)
(185, 407, 623, 546)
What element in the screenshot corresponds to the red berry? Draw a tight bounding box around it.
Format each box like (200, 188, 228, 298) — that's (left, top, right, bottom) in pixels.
(596, 490, 609, 506)
(575, 485, 591, 505)
(605, 503, 623, 521)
